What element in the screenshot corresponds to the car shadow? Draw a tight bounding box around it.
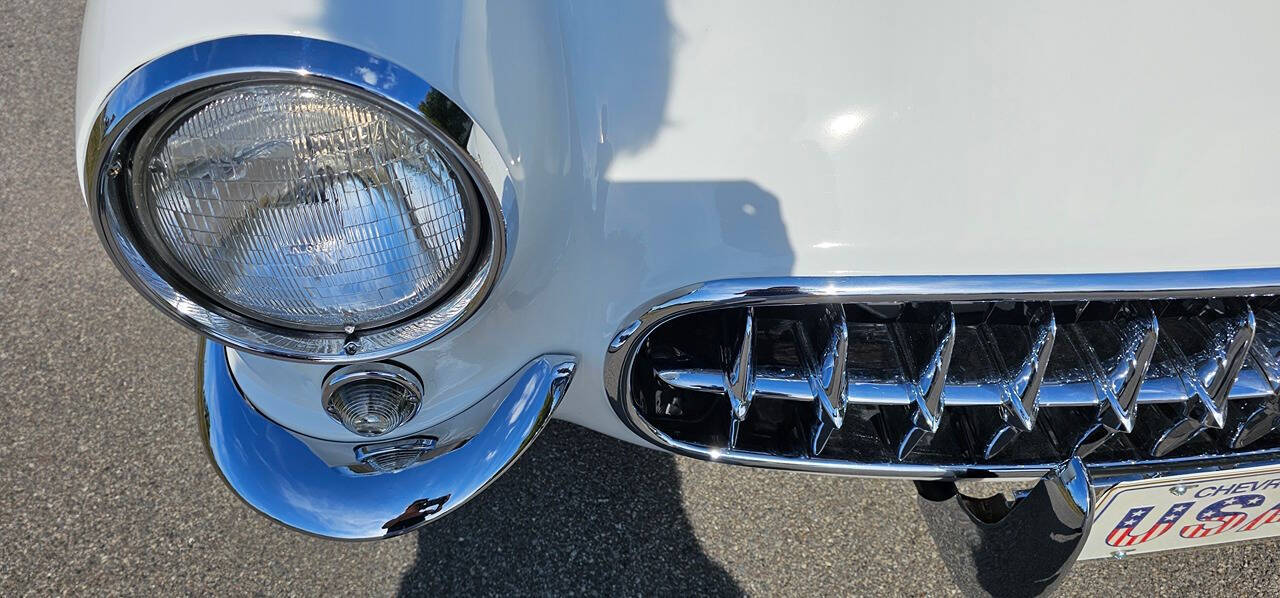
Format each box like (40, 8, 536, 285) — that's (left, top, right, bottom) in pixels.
(395, 421, 741, 596)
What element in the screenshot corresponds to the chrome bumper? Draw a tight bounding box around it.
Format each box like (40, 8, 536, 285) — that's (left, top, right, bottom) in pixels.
(197, 340, 575, 539)
(914, 458, 1280, 596)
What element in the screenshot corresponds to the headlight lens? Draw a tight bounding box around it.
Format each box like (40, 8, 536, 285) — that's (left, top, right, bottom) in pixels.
(132, 83, 480, 330)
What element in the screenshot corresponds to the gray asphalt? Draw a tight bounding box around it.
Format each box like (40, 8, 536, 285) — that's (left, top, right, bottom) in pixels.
(2, 2, 1278, 596)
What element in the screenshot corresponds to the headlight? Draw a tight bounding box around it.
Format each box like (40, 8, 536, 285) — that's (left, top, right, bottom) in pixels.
(133, 82, 479, 330)
(85, 36, 504, 362)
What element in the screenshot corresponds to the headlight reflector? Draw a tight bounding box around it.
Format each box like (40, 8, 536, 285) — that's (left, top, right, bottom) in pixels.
(134, 83, 480, 330)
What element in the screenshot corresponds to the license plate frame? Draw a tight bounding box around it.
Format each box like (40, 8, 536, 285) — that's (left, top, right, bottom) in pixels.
(1079, 464, 1280, 560)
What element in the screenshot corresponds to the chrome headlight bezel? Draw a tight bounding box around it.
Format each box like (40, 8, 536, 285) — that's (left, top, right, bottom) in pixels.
(84, 35, 506, 363)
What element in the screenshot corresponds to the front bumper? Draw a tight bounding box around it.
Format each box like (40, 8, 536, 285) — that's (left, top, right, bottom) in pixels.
(197, 340, 575, 539)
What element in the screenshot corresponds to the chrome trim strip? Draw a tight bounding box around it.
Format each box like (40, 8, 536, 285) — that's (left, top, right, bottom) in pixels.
(604, 271, 1280, 480)
(657, 368, 1280, 407)
(199, 340, 575, 539)
(86, 35, 507, 363)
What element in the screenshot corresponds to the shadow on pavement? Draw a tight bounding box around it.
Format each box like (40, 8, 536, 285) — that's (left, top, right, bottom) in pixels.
(397, 421, 741, 596)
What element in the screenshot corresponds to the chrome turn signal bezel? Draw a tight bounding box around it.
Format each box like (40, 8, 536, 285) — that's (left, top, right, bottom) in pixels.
(322, 362, 425, 438)
(83, 35, 506, 363)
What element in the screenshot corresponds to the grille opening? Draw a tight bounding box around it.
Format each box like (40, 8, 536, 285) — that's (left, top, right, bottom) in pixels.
(627, 297, 1280, 473)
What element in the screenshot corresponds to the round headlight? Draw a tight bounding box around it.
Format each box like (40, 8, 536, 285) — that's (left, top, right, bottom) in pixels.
(86, 36, 505, 362)
(132, 82, 480, 330)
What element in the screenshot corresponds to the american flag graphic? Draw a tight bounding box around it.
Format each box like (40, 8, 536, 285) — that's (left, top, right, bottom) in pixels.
(1106, 502, 1194, 547)
(1180, 494, 1266, 539)
(1241, 502, 1280, 532)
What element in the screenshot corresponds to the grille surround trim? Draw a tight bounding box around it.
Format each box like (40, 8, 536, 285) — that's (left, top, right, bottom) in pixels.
(604, 269, 1280, 480)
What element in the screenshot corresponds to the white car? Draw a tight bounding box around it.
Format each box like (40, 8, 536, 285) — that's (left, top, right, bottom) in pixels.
(76, 2, 1280, 595)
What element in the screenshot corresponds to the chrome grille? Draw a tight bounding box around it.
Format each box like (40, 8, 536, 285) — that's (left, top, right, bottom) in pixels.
(605, 274, 1280, 478)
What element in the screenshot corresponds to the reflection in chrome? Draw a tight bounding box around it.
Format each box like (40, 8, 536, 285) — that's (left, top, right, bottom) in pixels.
(85, 35, 506, 363)
(605, 270, 1280, 479)
(354, 437, 438, 474)
(200, 340, 575, 539)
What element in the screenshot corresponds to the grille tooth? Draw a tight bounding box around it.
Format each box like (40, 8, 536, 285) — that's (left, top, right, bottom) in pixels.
(893, 309, 955, 459)
(1007, 309, 1057, 429)
(1149, 305, 1255, 456)
(794, 304, 849, 455)
(1232, 401, 1280, 449)
(636, 295, 1280, 473)
(722, 307, 756, 449)
(1228, 308, 1280, 448)
(982, 307, 1056, 459)
(1068, 306, 1160, 457)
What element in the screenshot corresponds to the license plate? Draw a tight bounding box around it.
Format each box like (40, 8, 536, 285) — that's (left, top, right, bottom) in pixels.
(1078, 465, 1280, 559)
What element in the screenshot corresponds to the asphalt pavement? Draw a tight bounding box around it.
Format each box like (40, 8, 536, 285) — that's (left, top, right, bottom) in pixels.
(2, 1, 1277, 595)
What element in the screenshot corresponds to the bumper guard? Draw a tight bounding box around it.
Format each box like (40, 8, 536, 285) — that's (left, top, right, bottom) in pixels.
(197, 340, 576, 540)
